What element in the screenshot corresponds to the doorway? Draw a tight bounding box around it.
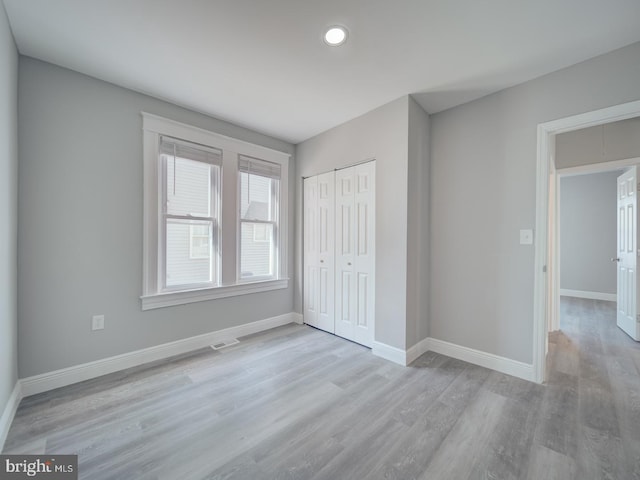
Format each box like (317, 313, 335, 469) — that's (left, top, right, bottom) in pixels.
(534, 100, 640, 383)
(557, 168, 621, 307)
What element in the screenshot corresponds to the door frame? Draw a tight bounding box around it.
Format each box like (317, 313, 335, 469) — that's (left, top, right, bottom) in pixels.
(533, 99, 640, 383)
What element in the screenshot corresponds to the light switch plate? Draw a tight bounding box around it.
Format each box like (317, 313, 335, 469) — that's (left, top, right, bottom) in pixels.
(92, 314, 105, 331)
(520, 229, 533, 245)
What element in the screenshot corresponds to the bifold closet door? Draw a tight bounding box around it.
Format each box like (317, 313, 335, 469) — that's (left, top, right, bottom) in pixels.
(303, 171, 335, 333)
(334, 162, 375, 347)
(303, 176, 319, 328)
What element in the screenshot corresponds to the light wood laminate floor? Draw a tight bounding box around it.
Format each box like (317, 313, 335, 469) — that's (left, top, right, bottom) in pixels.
(4, 297, 640, 479)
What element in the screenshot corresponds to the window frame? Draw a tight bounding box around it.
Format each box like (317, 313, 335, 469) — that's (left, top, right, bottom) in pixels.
(141, 113, 289, 311)
(237, 158, 281, 283)
(160, 140, 221, 291)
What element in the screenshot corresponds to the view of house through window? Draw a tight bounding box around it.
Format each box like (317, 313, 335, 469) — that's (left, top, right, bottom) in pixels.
(239, 156, 280, 280)
(189, 224, 211, 259)
(142, 113, 289, 309)
(161, 138, 220, 289)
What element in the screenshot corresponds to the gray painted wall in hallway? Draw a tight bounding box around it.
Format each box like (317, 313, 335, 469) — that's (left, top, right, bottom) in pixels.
(18, 58, 295, 378)
(430, 41, 640, 364)
(560, 171, 619, 295)
(0, 3, 18, 417)
(295, 96, 409, 350)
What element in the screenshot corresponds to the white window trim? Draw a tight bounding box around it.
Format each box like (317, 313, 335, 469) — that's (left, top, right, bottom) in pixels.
(141, 279, 289, 310)
(141, 112, 290, 311)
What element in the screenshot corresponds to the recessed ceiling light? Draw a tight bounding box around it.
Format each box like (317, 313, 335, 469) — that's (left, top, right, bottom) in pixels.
(324, 26, 348, 46)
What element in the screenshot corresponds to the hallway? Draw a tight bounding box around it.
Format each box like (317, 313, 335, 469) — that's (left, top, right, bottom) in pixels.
(541, 296, 640, 478)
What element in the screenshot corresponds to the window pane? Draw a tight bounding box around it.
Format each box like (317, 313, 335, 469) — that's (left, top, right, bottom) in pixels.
(240, 172, 275, 221)
(166, 219, 214, 287)
(240, 222, 274, 278)
(165, 155, 213, 217)
(190, 224, 210, 259)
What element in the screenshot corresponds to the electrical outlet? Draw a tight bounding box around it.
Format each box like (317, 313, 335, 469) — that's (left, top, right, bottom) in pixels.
(92, 314, 105, 331)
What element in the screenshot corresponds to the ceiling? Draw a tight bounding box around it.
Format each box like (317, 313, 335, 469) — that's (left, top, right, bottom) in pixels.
(3, 1, 640, 144)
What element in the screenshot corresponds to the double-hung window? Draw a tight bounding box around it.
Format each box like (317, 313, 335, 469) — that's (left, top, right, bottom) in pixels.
(159, 137, 221, 289)
(141, 113, 289, 310)
(238, 156, 281, 281)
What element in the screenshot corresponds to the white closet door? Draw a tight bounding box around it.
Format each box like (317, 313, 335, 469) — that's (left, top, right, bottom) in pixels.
(305, 163, 373, 345)
(303, 176, 319, 328)
(304, 172, 335, 334)
(316, 171, 336, 333)
(335, 167, 356, 341)
(334, 161, 375, 347)
(617, 167, 640, 341)
(353, 162, 375, 347)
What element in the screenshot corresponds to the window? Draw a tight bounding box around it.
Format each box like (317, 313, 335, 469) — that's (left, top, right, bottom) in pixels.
(238, 156, 281, 280)
(253, 224, 269, 242)
(141, 113, 289, 310)
(160, 137, 221, 289)
(190, 225, 211, 259)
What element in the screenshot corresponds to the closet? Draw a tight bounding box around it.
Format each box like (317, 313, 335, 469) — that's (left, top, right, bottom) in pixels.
(303, 161, 375, 347)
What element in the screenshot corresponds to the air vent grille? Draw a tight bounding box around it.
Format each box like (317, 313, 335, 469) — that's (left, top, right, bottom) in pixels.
(210, 339, 239, 350)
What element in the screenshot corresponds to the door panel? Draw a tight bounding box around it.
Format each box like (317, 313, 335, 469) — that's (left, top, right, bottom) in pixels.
(341, 206, 351, 255)
(303, 177, 319, 328)
(357, 273, 368, 326)
(617, 167, 640, 341)
(334, 167, 356, 341)
(315, 171, 335, 332)
(340, 271, 352, 321)
(320, 267, 328, 313)
(357, 203, 369, 255)
(353, 162, 375, 347)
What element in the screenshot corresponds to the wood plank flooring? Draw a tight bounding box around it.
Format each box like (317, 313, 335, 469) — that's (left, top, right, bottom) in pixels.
(4, 297, 640, 479)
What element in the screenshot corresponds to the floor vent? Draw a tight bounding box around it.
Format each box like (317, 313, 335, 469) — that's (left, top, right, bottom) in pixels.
(210, 339, 240, 350)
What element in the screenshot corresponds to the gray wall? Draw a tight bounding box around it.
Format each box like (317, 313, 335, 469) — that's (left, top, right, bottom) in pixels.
(407, 97, 430, 347)
(556, 117, 640, 169)
(0, 3, 18, 416)
(560, 172, 618, 295)
(18, 57, 295, 378)
(295, 96, 409, 350)
(430, 41, 640, 364)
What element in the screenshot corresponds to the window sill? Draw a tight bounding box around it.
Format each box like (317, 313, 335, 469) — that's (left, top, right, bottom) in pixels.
(141, 278, 289, 311)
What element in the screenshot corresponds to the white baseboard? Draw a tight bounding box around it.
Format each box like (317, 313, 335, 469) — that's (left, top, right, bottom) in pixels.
(374, 336, 534, 382)
(17, 312, 536, 404)
(425, 338, 535, 382)
(20, 312, 299, 398)
(0, 382, 23, 452)
(292, 312, 304, 324)
(406, 337, 431, 366)
(560, 289, 616, 302)
(373, 337, 433, 366)
(372, 341, 407, 366)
